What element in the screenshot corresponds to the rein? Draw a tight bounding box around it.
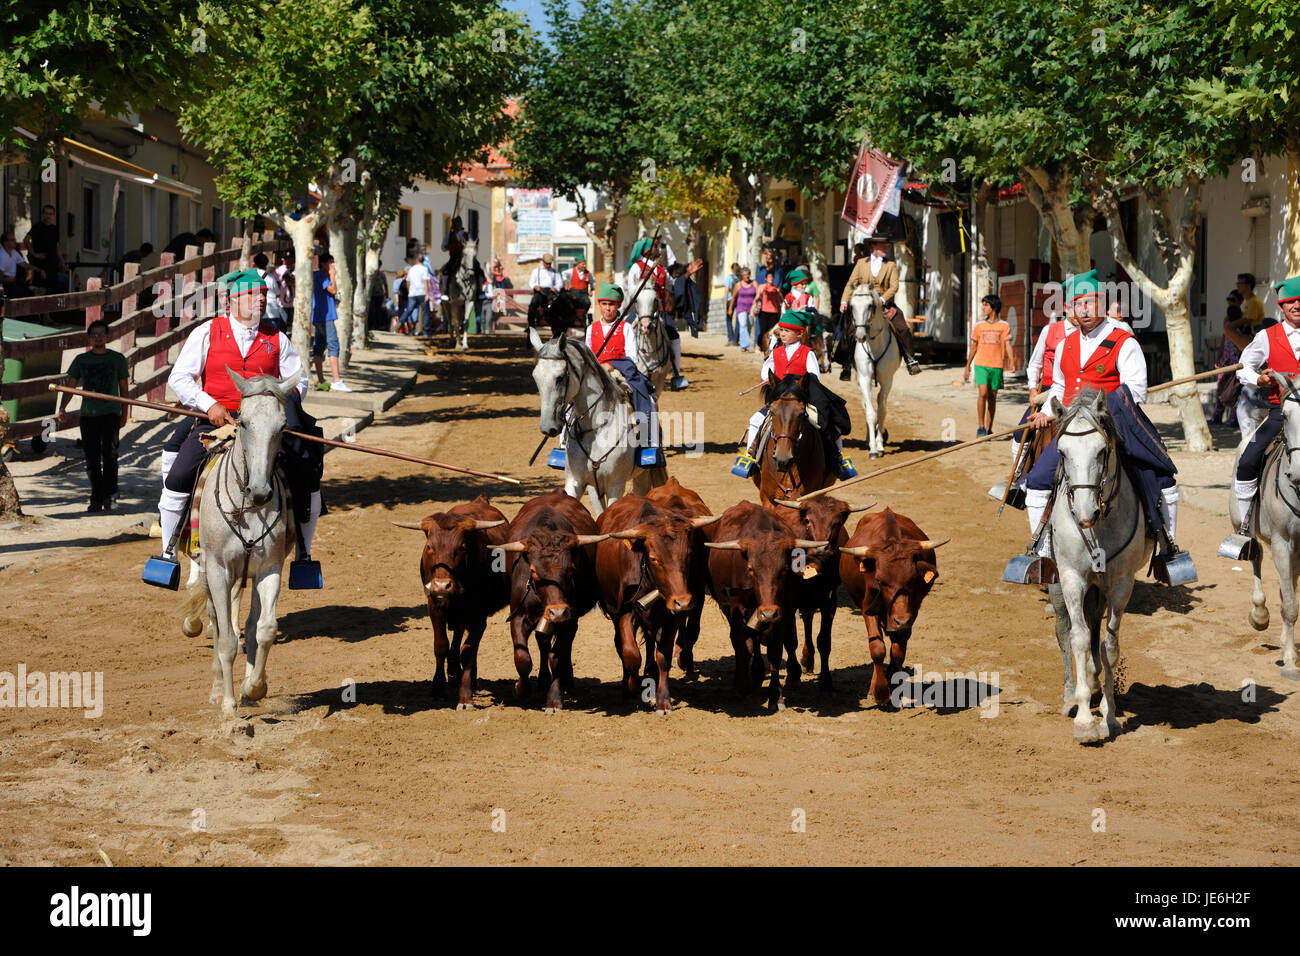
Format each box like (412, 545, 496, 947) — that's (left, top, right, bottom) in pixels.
(853, 295, 895, 365)
(1054, 408, 1139, 565)
(214, 422, 287, 589)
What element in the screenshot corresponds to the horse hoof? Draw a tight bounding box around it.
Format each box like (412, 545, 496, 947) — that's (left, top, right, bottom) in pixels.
(774, 699, 786, 713)
(542, 706, 556, 714)
(513, 679, 531, 701)
(868, 452, 881, 460)
(1250, 609, 1270, 631)
(654, 707, 670, 717)
(1281, 667, 1300, 682)
(1073, 720, 1100, 742)
(1098, 718, 1119, 739)
(182, 617, 203, 638)
(241, 680, 267, 702)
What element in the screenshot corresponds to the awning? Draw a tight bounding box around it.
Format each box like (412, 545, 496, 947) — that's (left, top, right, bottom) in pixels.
(9, 126, 201, 196)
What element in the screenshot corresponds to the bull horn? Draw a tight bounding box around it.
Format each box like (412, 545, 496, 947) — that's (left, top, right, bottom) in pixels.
(391, 521, 426, 531)
(795, 539, 830, 550)
(704, 540, 743, 551)
(474, 519, 506, 530)
(841, 545, 876, 558)
(496, 541, 527, 553)
(771, 499, 803, 510)
(916, 537, 951, 550)
(610, 528, 646, 540)
(576, 533, 611, 546)
(690, 514, 722, 528)
(846, 500, 878, 513)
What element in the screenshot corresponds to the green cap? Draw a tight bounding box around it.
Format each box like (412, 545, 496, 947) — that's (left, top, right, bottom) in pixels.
(596, 282, 624, 302)
(787, 266, 810, 285)
(626, 237, 653, 272)
(777, 309, 811, 330)
(1064, 269, 1101, 301)
(1276, 275, 1300, 303)
(221, 268, 268, 297)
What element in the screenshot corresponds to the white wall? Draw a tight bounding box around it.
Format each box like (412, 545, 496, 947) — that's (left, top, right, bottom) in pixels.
(378, 181, 493, 278)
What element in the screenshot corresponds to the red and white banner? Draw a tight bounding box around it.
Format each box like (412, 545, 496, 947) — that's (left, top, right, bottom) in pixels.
(840, 139, 905, 236)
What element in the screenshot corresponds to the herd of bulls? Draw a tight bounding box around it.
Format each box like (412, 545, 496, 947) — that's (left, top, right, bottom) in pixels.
(394, 478, 948, 714)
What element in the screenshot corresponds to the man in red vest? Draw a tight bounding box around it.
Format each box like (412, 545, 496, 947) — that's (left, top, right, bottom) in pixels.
(565, 255, 592, 327)
(1019, 270, 1184, 579)
(149, 268, 319, 582)
(1229, 274, 1300, 538)
(583, 281, 664, 467)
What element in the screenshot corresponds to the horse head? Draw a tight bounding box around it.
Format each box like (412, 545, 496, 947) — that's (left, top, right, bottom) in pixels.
(1271, 371, 1300, 484)
(228, 367, 301, 506)
(529, 327, 580, 436)
(850, 287, 883, 344)
(1051, 388, 1115, 530)
(766, 372, 812, 473)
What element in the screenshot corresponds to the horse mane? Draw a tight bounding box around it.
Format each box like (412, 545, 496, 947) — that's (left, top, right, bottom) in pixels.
(1057, 388, 1113, 438)
(764, 374, 809, 405)
(542, 331, 620, 396)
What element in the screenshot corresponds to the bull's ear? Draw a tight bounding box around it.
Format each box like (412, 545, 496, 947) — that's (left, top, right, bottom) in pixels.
(766, 370, 777, 387)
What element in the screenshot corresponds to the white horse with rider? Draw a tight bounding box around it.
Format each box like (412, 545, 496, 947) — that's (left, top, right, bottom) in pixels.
(848, 286, 900, 459)
(443, 238, 482, 351)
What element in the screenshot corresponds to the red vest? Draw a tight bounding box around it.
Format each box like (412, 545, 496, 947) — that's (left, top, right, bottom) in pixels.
(1264, 322, 1300, 404)
(1058, 324, 1134, 405)
(202, 315, 281, 413)
(590, 321, 626, 360)
(773, 343, 812, 379)
(1040, 320, 1068, 390)
(784, 290, 812, 310)
(569, 268, 591, 291)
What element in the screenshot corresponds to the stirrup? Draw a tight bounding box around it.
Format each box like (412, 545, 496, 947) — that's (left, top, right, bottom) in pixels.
(670, 374, 689, 390)
(731, 453, 756, 478)
(987, 482, 1027, 511)
(289, 556, 324, 590)
(142, 554, 181, 590)
(547, 448, 566, 470)
(837, 454, 858, 479)
(638, 447, 665, 468)
(1152, 542, 1198, 587)
(1002, 551, 1057, 585)
(1218, 527, 1260, 561)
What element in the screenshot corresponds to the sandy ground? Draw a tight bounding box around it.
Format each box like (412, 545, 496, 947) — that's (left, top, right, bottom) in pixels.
(3, 329, 1300, 867)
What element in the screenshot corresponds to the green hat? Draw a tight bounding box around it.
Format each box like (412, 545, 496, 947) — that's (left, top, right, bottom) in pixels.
(787, 266, 810, 285)
(221, 268, 267, 297)
(777, 309, 811, 331)
(1064, 269, 1101, 301)
(596, 282, 624, 302)
(1276, 275, 1300, 303)
(626, 237, 654, 272)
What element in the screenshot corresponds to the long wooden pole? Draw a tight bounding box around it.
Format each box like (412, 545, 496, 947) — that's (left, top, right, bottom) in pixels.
(802, 363, 1247, 501)
(49, 384, 521, 484)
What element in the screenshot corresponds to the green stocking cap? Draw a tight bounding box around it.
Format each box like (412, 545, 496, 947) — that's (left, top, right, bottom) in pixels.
(596, 281, 624, 302)
(1276, 275, 1300, 303)
(221, 268, 268, 296)
(1064, 269, 1101, 301)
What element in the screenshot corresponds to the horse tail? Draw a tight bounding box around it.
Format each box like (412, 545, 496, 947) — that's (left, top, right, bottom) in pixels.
(179, 559, 209, 638)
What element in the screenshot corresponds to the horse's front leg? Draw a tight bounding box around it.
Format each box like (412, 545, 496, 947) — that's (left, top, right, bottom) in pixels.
(1272, 537, 1300, 680)
(241, 568, 282, 704)
(856, 348, 880, 458)
(1061, 573, 1099, 742)
(1048, 583, 1076, 715)
(1096, 575, 1136, 740)
(207, 564, 239, 716)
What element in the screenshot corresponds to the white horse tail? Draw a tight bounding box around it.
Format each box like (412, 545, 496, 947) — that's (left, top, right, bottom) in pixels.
(179, 559, 208, 638)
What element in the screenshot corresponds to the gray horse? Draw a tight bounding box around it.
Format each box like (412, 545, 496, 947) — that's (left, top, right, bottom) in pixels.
(443, 238, 479, 351)
(1049, 389, 1152, 743)
(633, 286, 672, 396)
(1229, 371, 1300, 680)
(178, 370, 301, 718)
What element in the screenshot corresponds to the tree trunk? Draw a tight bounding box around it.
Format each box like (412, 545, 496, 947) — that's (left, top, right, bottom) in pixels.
(239, 223, 253, 270)
(1288, 138, 1300, 275)
(803, 196, 832, 317)
(1018, 164, 1094, 276)
(329, 217, 356, 369)
(352, 220, 370, 354)
(746, 174, 769, 273)
(602, 188, 624, 282)
(282, 214, 318, 367)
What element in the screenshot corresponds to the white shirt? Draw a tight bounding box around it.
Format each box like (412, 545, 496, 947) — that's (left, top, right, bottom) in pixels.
(585, 318, 638, 359)
(1239, 322, 1300, 388)
(0, 246, 25, 279)
(1026, 320, 1067, 392)
(760, 342, 821, 381)
(169, 317, 308, 414)
(406, 262, 430, 298)
(869, 254, 883, 278)
(1046, 317, 1146, 415)
(260, 269, 286, 319)
(529, 266, 563, 291)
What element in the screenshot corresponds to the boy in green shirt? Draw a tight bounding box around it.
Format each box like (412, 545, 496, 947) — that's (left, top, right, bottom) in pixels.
(56, 320, 129, 511)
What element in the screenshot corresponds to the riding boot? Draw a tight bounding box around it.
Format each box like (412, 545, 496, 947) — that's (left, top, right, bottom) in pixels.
(890, 314, 922, 375)
(670, 339, 689, 390)
(1234, 479, 1258, 536)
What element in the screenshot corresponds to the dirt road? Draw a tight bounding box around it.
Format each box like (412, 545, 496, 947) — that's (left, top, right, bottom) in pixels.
(3, 331, 1298, 866)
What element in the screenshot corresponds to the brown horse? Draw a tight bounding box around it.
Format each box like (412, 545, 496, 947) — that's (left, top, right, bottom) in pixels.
(752, 373, 835, 506)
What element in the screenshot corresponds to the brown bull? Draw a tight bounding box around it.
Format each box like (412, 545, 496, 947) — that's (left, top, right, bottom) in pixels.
(838, 508, 948, 705)
(393, 495, 510, 709)
(499, 488, 607, 711)
(768, 495, 875, 690)
(645, 477, 714, 677)
(706, 501, 827, 711)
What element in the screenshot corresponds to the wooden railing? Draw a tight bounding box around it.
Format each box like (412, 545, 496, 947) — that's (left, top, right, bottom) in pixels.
(0, 234, 290, 442)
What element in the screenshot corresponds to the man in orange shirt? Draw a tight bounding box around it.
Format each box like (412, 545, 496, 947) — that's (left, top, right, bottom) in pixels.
(962, 293, 1015, 437)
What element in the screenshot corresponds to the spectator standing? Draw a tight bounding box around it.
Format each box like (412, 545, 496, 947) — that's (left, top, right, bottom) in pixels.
(1213, 300, 1247, 426)
(729, 267, 758, 352)
(23, 204, 68, 293)
(56, 320, 129, 512)
(670, 262, 701, 337)
(400, 256, 431, 336)
(754, 269, 784, 353)
(389, 272, 408, 332)
(724, 262, 741, 344)
(1238, 273, 1267, 334)
(311, 254, 350, 391)
(491, 261, 511, 330)
(0, 230, 34, 296)
(962, 293, 1015, 437)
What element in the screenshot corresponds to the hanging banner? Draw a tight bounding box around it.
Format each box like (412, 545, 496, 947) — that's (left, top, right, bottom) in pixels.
(840, 139, 905, 236)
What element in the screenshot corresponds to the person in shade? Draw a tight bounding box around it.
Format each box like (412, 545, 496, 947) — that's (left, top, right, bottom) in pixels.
(56, 320, 129, 512)
(145, 268, 325, 589)
(1014, 269, 1188, 585)
(733, 309, 855, 480)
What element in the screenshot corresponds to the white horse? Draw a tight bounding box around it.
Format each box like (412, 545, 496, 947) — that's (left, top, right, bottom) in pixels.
(1050, 389, 1152, 743)
(529, 327, 653, 515)
(632, 286, 672, 396)
(850, 287, 900, 459)
(443, 239, 479, 351)
(178, 371, 300, 718)
(1230, 372, 1300, 680)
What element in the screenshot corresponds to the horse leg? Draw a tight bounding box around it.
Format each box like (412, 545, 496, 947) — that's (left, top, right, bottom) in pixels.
(510, 614, 534, 702)
(1048, 583, 1076, 715)
(240, 569, 281, 704)
(1272, 538, 1300, 680)
(1095, 577, 1135, 740)
(857, 348, 880, 458)
(242, 580, 263, 673)
(615, 611, 642, 699)
(1062, 575, 1099, 742)
(207, 565, 239, 716)
(182, 557, 205, 638)
(456, 621, 487, 710)
(1250, 543, 1270, 630)
(877, 365, 895, 450)
(207, 587, 224, 705)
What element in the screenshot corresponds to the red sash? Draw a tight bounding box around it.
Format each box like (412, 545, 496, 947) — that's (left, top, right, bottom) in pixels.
(590, 321, 626, 360)
(1264, 322, 1300, 404)
(1040, 320, 1067, 390)
(1059, 325, 1134, 405)
(201, 315, 281, 413)
(773, 344, 812, 379)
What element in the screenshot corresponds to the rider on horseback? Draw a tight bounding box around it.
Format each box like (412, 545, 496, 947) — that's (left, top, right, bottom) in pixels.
(587, 282, 665, 468)
(145, 268, 325, 590)
(1015, 269, 1189, 584)
(439, 215, 470, 291)
(732, 309, 856, 480)
(627, 237, 688, 390)
(839, 236, 921, 375)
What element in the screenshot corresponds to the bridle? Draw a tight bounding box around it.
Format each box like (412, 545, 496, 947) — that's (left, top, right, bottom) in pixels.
(766, 390, 816, 497)
(1055, 405, 1135, 562)
(852, 293, 894, 365)
(213, 400, 287, 588)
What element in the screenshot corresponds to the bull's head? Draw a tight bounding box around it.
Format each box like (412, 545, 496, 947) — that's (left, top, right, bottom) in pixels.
(498, 530, 609, 623)
(393, 515, 506, 605)
(842, 536, 948, 633)
(707, 533, 828, 626)
(610, 514, 720, 614)
(772, 498, 875, 578)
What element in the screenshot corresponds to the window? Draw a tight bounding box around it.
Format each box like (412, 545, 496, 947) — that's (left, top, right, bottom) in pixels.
(212, 205, 221, 235)
(167, 194, 179, 239)
(423, 211, 432, 247)
(468, 209, 480, 241)
(81, 183, 99, 251)
(397, 206, 412, 239)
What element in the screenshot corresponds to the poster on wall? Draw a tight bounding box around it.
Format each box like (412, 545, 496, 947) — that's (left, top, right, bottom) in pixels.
(515, 188, 553, 258)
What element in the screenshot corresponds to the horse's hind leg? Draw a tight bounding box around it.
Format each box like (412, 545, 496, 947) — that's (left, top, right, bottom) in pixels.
(241, 570, 281, 704)
(1096, 578, 1135, 740)
(1272, 539, 1300, 680)
(1250, 546, 1270, 630)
